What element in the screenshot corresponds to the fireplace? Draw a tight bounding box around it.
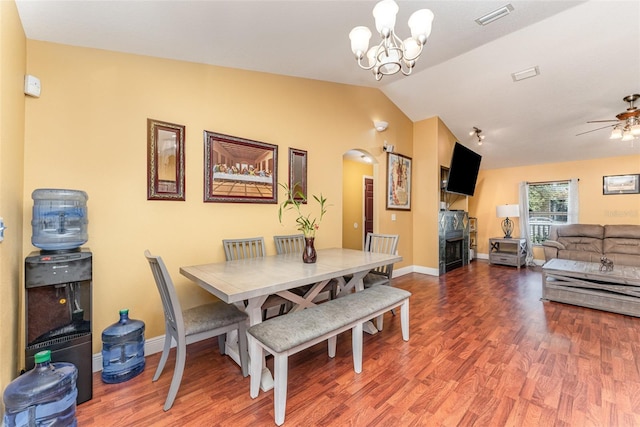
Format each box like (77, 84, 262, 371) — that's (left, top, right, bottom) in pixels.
(444, 231, 463, 272)
(438, 210, 470, 274)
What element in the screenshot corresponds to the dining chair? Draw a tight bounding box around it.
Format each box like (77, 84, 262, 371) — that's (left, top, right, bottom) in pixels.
(223, 237, 288, 319)
(273, 234, 306, 256)
(362, 233, 400, 331)
(363, 233, 400, 288)
(223, 237, 266, 260)
(273, 234, 334, 302)
(144, 250, 249, 411)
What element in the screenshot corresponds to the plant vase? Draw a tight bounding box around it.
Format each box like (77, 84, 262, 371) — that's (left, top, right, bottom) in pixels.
(303, 236, 317, 263)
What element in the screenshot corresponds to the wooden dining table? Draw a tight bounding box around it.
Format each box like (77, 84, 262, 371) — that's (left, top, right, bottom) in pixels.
(180, 247, 402, 391)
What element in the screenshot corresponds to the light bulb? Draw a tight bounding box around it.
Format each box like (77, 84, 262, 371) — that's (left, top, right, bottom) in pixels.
(610, 128, 623, 139)
(621, 130, 635, 141)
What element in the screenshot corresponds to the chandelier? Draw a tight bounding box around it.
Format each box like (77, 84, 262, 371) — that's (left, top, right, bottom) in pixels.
(349, 0, 434, 81)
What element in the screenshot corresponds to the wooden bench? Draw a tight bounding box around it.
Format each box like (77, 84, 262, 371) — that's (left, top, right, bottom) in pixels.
(247, 285, 411, 426)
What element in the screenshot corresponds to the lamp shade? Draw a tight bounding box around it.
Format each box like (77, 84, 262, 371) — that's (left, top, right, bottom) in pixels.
(349, 26, 372, 57)
(496, 204, 520, 218)
(373, 0, 399, 35)
(408, 9, 434, 43)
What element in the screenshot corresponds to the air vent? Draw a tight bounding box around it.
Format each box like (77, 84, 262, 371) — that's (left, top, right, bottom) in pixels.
(511, 66, 540, 82)
(475, 4, 514, 26)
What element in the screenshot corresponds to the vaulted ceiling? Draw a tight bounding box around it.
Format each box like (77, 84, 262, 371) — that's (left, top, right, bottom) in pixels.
(15, 1, 640, 169)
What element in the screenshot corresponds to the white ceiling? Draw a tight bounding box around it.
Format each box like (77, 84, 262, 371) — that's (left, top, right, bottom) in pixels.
(15, 0, 640, 169)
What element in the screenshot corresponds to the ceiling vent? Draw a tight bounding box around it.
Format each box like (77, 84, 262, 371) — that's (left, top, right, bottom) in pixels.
(511, 66, 540, 82)
(475, 4, 514, 26)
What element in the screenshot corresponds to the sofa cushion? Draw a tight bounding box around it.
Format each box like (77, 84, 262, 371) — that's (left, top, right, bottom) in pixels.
(557, 249, 603, 263)
(604, 237, 640, 256)
(604, 224, 640, 239)
(556, 236, 603, 254)
(555, 224, 604, 239)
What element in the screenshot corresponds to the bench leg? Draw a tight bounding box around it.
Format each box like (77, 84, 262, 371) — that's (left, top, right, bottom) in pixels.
(248, 336, 262, 399)
(352, 322, 363, 374)
(328, 336, 337, 358)
(273, 354, 288, 426)
(376, 314, 384, 331)
(400, 299, 409, 341)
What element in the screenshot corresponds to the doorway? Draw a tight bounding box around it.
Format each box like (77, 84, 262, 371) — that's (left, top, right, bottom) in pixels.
(342, 150, 376, 250)
(364, 176, 374, 246)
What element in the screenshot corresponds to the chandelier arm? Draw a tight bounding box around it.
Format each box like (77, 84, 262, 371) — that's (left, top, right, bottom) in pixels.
(356, 56, 376, 71)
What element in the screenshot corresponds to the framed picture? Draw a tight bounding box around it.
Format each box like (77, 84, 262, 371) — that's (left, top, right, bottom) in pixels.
(203, 131, 278, 203)
(288, 148, 307, 202)
(603, 174, 640, 195)
(147, 119, 185, 201)
(387, 152, 412, 210)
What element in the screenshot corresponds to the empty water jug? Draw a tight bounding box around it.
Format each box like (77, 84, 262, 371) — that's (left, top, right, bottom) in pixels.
(31, 188, 88, 251)
(101, 309, 145, 384)
(3, 350, 78, 427)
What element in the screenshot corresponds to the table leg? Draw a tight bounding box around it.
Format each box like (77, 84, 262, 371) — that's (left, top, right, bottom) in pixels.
(221, 297, 274, 391)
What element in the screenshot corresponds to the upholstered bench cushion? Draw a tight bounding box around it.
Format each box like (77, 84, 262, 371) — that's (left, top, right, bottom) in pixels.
(248, 285, 410, 353)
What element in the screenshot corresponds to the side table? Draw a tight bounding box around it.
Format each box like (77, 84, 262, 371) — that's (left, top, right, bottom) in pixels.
(489, 237, 527, 269)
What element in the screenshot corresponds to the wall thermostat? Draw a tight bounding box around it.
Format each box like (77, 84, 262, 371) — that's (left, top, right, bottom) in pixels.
(24, 75, 41, 98)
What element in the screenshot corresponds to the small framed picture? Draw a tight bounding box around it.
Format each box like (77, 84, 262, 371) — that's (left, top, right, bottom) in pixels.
(603, 174, 640, 195)
(386, 152, 412, 210)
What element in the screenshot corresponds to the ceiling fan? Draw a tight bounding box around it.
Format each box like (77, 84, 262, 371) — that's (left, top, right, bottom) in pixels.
(577, 93, 640, 140)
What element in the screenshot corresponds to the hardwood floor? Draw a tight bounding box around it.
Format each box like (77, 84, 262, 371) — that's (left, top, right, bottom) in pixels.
(76, 261, 640, 426)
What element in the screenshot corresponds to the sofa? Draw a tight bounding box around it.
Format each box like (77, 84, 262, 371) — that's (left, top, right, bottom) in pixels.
(542, 224, 640, 267)
(541, 224, 640, 317)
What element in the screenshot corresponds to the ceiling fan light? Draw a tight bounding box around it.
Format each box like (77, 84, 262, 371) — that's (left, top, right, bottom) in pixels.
(631, 123, 640, 136)
(621, 130, 635, 141)
(610, 128, 623, 139)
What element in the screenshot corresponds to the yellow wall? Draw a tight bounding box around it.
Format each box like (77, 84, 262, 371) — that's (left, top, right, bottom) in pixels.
(469, 155, 640, 261)
(0, 0, 26, 406)
(342, 158, 373, 249)
(412, 117, 461, 272)
(22, 40, 414, 353)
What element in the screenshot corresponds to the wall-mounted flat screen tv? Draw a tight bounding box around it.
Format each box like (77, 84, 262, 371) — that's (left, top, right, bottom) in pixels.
(445, 142, 482, 196)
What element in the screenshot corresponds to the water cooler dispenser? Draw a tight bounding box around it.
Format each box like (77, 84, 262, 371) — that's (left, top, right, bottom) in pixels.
(25, 250, 93, 404)
(24, 188, 92, 404)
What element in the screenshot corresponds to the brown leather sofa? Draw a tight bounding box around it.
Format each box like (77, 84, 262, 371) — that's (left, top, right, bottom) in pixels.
(542, 224, 640, 267)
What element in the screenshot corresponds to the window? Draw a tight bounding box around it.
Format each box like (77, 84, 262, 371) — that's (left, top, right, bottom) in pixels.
(527, 181, 569, 244)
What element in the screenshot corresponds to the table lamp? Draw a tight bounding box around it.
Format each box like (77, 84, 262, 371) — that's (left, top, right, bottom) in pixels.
(496, 204, 520, 238)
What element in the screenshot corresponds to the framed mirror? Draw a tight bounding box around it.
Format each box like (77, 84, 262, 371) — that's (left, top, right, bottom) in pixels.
(289, 148, 307, 202)
(147, 119, 185, 200)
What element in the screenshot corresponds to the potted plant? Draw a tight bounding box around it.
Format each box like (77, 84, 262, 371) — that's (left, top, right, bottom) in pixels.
(278, 183, 328, 263)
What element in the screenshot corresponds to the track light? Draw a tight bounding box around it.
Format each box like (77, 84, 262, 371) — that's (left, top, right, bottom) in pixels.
(470, 127, 484, 145)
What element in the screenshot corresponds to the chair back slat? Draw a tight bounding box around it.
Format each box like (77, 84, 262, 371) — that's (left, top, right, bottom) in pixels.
(364, 233, 399, 277)
(223, 237, 266, 260)
(144, 250, 185, 337)
(274, 234, 305, 255)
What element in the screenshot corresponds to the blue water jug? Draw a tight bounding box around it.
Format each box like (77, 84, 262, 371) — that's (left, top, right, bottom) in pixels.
(101, 309, 145, 384)
(3, 350, 78, 427)
(31, 188, 88, 251)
